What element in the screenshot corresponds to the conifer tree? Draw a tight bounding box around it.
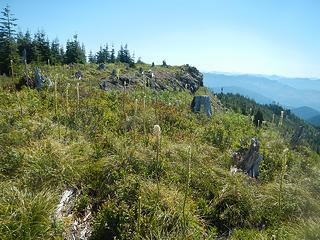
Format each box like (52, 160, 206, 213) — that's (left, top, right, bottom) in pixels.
(33, 30, 51, 63)
(64, 34, 86, 64)
(88, 50, 96, 63)
(0, 5, 19, 75)
(254, 110, 264, 127)
(117, 44, 134, 66)
(96, 46, 104, 63)
(17, 31, 33, 63)
(96, 44, 110, 63)
(103, 44, 110, 62)
(110, 45, 116, 63)
(50, 38, 62, 64)
(117, 44, 125, 62)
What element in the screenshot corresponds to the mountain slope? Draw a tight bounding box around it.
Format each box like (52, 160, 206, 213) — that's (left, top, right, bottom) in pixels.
(204, 72, 320, 111)
(214, 92, 320, 152)
(291, 106, 320, 127)
(308, 115, 320, 127)
(1, 63, 320, 240)
(291, 106, 320, 120)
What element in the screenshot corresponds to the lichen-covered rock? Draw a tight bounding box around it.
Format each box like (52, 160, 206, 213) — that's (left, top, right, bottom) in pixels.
(178, 64, 203, 93)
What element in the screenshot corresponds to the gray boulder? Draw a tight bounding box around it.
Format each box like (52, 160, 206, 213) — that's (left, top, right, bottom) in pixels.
(191, 95, 212, 116)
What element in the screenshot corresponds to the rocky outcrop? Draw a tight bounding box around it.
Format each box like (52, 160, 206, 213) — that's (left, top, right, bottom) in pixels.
(99, 64, 203, 93)
(178, 64, 203, 92)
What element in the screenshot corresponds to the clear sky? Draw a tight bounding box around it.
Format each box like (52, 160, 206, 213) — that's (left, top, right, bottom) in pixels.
(2, 0, 320, 77)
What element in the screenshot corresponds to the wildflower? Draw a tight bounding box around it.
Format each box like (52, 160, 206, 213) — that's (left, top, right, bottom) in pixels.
(153, 125, 161, 138)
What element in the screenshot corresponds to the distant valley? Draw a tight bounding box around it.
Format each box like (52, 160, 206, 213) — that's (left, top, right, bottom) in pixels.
(204, 72, 320, 126)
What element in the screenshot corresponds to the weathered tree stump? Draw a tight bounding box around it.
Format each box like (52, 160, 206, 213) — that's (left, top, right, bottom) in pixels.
(232, 137, 263, 178)
(191, 95, 212, 117)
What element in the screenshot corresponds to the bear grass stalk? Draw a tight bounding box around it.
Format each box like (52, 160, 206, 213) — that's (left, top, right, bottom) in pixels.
(65, 83, 70, 111)
(143, 95, 147, 144)
(153, 125, 161, 202)
(279, 111, 284, 126)
(11, 59, 23, 116)
(182, 145, 192, 237)
(137, 190, 142, 238)
(76, 82, 80, 108)
(279, 148, 288, 220)
(54, 79, 61, 140)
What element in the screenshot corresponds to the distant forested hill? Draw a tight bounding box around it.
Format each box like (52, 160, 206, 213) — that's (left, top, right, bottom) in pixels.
(292, 106, 320, 127)
(215, 92, 320, 153)
(204, 72, 320, 111)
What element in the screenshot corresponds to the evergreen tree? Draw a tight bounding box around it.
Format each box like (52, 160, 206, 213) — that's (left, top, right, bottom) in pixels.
(96, 44, 110, 63)
(50, 38, 62, 65)
(0, 5, 19, 75)
(64, 34, 86, 64)
(88, 50, 96, 63)
(110, 45, 115, 63)
(103, 44, 110, 62)
(254, 110, 264, 127)
(117, 45, 125, 62)
(117, 44, 134, 66)
(33, 30, 51, 63)
(162, 60, 167, 67)
(17, 31, 33, 64)
(96, 46, 104, 63)
(123, 44, 130, 63)
(136, 57, 144, 64)
(59, 46, 65, 62)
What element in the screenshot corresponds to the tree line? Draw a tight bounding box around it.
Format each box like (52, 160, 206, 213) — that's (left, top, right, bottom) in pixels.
(0, 5, 135, 75)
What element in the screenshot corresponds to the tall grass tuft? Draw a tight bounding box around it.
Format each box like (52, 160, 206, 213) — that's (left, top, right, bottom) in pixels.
(0, 182, 60, 239)
(54, 79, 61, 140)
(182, 145, 192, 237)
(76, 82, 80, 108)
(65, 83, 70, 110)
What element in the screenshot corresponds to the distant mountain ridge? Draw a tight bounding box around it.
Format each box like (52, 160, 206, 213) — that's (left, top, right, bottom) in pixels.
(204, 72, 320, 112)
(308, 115, 320, 127)
(210, 86, 273, 104)
(292, 106, 320, 127)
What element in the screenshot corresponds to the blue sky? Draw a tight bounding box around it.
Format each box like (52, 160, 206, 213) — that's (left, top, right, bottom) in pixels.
(2, 0, 320, 77)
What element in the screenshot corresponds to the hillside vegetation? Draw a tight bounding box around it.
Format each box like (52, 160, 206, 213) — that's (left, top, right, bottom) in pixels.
(215, 92, 320, 153)
(1, 63, 320, 239)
